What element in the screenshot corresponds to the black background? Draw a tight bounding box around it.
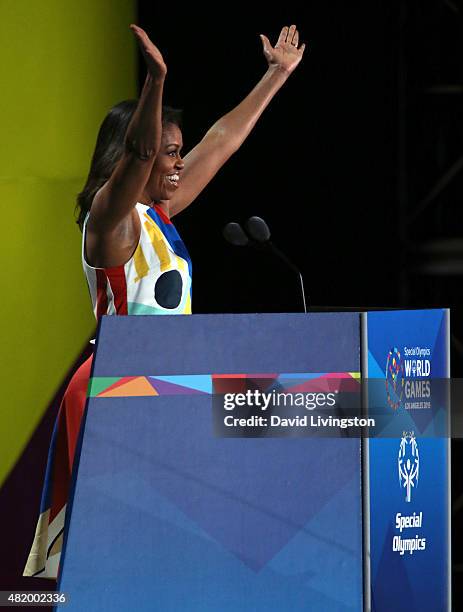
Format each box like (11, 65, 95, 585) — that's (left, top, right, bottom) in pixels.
(138, 1, 398, 314)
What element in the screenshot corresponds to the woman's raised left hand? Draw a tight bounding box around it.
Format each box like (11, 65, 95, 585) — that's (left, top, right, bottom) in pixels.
(130, 24, 167, 80)
(260, 25, 306, 74)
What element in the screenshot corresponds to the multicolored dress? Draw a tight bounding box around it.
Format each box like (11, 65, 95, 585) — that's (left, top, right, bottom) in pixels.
(23, 203, 192, 579)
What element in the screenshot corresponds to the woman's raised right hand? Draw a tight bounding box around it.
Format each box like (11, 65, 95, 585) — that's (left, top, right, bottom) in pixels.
(130, 24, 167, 80)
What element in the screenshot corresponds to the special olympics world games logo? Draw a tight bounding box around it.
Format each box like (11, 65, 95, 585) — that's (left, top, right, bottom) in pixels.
(398, 432, 419, 503)
(386, 347, 405, 410)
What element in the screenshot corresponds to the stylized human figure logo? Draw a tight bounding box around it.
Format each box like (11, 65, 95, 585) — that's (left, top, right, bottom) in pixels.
(386, 347, 405, 410)
(398, 432, 419, 503)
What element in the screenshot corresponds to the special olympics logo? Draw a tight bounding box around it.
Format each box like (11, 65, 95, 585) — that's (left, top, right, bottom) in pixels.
(386, 347, 405, 410)
(398, 432, 419, 503)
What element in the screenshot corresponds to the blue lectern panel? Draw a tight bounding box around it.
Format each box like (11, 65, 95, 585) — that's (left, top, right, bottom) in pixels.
(366, 309, 450, 612)
(92, 312, 360, 376)
(59, 313, 363, 611)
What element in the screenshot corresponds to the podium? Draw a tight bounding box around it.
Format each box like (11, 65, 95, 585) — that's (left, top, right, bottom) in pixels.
(57, 311, 450, 611)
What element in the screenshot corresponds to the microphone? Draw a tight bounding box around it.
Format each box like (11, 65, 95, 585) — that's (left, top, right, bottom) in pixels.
(223, 222, 249, 246)
(244, 216, 271, 243)
(223, 217, 308, 313)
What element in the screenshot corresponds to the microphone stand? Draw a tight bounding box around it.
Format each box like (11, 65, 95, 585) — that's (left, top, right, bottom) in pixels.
(223, 219, 308, 314)
(266, 242, 307, 314)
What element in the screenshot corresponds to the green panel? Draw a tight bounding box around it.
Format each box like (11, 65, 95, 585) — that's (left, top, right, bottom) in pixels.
(0, 0, 136, 485)
(88, 378, 123, 397)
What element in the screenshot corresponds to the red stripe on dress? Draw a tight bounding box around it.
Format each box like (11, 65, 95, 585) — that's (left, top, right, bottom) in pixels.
(154, 204, 172, 224)
(49, 356, 93, 522)
(105, 266, 128, 315)
(96, 270, 108, 318)
(48, 409, 71, 522)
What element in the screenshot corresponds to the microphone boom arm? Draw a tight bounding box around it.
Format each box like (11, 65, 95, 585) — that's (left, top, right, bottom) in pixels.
(267, 241, 308, 314)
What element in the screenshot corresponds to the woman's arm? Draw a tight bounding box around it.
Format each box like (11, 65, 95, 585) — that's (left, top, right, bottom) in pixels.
(168, 25, 305, 217)
(88, 25, 166, 234)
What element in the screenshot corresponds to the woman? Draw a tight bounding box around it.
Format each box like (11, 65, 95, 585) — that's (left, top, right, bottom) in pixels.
(24, 22, 305, 579)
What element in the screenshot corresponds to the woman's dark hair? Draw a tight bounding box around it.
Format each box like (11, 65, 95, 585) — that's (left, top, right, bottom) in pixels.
(75, 100, 182, 230)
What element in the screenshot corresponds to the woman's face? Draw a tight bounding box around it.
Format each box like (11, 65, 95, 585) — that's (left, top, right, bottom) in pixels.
(144, 123, 184, 202)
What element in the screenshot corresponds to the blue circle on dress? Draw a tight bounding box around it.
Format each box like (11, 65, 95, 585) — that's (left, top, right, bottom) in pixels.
(155, 270, 183, 308)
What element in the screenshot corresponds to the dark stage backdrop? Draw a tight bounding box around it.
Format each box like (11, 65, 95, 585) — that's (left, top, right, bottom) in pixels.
(137, 1, 398, 315)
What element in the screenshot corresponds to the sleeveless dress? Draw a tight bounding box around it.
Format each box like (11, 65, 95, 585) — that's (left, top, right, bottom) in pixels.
(23, 203, 192, 579)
